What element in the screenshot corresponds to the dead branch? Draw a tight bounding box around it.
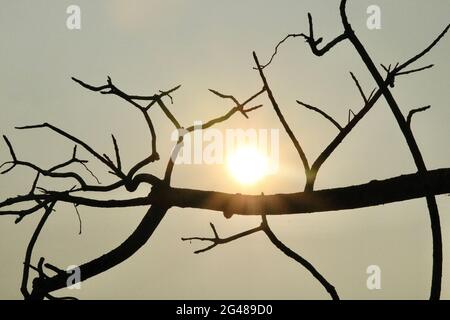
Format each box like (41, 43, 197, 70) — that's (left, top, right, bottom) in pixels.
(21, 201, 56, 298)
(339, 0, 447, 300)
(296, 100, 342, 131)
(349, 72, 368, 104)
(253, 51, 311, 182)
(261, 215, 339, 300)
(407, 106, 431, 126)
(0, 0, 448, 301)
(182, 222, 263, 254)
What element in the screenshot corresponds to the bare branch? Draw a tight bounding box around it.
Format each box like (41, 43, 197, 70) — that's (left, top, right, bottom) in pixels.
(253, 51, 311, 178)
(28, 204, 169, 299)
(71, 77, 109, 92)
(407, 105, 431, 126)
(72, 77, 183, 175)
(367, 88, 377, 101)
(349, 72, 367, 104)
(111, 134, 121, 171)
(296, 100, 342, 131)
(0, 136, 90, 188)
(16, 123, 123, 177)
(185, 88, 265, 132)
(21, 201, 56, 298)
(182, 222, 263, 254)
(396, 64, 434, 76)
(257, 33, 305, 69)
(395, 23, 450, 73)
(29, 173, 40, 195)
(156, 99, 181, 129)
(2, 170, 450, 218)
(340, 0, 445, 300)
(0, 200, 50, 224)
(261, 215, 339, 300)
(347, 109, 356, 124)
(73, 204, 82, 235)
(144, 85, 182, 110)
(302, 12, 348, 56)
(1, 135, 17, 174)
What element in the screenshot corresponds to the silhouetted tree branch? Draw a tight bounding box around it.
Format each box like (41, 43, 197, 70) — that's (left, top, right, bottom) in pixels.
(182, 216, 340, 300)
(258, 0, 448, 299)
(0, 0, 448, 300)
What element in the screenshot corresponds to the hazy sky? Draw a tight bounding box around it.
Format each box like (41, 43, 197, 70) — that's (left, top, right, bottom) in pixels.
(0, 0, 449, 299)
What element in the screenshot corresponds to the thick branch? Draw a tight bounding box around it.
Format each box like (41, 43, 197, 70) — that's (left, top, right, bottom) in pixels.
(162, 168, 450, 215)
(21, 201, 56, 298)
(340, 0, 446, 300)
(28, 204, 169, 299)
(2, 168, 450, 216)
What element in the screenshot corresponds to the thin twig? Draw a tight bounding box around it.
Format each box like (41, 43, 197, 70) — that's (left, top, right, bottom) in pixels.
(296, 100, 342, 131)
(261, 215, 339, 300)
(407, 105, 431, 126)
(253, 51, 311, 179)
(258, 33, 305, 69)
(349, 72, 367, 104)
(182, 222, 263, 254)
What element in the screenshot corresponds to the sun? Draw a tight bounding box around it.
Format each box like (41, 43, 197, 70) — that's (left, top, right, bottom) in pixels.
(227, 146, 269, 185)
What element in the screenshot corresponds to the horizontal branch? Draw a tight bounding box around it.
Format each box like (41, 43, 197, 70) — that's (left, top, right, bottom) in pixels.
(2, 168, 450, 216)
(163, 168, 450, 215)
(182, 222, 263, 254)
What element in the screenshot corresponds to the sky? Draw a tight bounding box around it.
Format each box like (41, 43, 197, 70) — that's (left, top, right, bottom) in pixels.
(0, 0, 449, 299)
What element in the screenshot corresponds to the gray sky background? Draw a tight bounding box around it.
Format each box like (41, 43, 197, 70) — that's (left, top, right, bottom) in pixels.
(0, 0, 449, 299)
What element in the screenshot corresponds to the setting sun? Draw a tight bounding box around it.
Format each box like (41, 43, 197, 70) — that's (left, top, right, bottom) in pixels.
(227, 146, 269, 185)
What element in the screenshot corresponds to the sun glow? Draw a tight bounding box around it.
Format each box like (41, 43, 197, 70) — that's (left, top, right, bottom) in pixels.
(227, 146, 269, 185)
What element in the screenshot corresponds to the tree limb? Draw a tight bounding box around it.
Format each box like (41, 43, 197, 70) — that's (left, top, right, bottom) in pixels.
(261, 215, 339, 300)
(296, 100, 342, 131)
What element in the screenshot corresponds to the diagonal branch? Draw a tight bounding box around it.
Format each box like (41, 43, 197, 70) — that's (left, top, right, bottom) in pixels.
(340, 0, 447, 300)
(349, 72, 368, 104)
(1, 136, 95, 189)
(396, 64, 434, 76)
(28, 204, 169, 299)
(258, 33, 305, 69)
(21, 201, 56, 299)
(111, 134, 122, 172)
(253, 51, 311, 180)
(261, 215, 339, 300)
(72, 77, 183, 176)
(395, 24, 450, 73)
(15, 123, 124, 177)
(296, 100, 342, 131)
